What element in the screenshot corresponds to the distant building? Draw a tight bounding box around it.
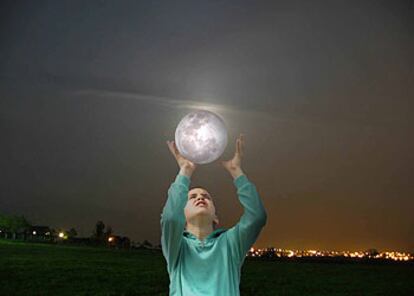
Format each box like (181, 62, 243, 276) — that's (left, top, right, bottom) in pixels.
(107, 235, 131, 249)
(27, 226, 53, 241)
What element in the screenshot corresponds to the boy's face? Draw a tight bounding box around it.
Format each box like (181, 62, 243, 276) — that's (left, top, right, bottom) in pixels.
(184, 188, 219, 227)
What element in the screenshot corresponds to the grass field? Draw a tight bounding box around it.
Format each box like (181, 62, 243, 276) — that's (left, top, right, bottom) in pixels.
(1, 239, 413, 296)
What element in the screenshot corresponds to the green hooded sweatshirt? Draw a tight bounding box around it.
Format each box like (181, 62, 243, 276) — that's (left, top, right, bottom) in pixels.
(161, 173, 267, 296)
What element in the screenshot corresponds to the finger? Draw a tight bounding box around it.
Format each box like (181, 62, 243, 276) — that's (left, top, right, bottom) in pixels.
(168, 140, 175, 152)
(239, 134, 244, 155)
(172, 141, 181, 155)
(167, 141, 178, 158)
(235, 138, 240, 156)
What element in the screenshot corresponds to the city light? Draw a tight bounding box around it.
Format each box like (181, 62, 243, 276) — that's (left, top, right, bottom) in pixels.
(108, 237, 114, 242)
(247, 247, 414, 262)
(59, 232, 64, 238)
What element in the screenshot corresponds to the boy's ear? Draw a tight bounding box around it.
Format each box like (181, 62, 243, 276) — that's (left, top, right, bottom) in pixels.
(213, 215, 219, 227)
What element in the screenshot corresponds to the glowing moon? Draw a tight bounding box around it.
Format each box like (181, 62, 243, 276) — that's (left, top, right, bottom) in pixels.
(175, 109, 228, 164)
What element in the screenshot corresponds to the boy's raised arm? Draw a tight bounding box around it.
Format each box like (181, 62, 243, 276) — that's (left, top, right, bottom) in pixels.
(161, 172, 190, 273)
(221, 134, 267, 264)
(161, 140, 196, 273)
(226, 174, 267, 264)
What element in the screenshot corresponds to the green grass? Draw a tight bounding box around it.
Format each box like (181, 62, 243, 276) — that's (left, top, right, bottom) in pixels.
(1, 239, 413, 295)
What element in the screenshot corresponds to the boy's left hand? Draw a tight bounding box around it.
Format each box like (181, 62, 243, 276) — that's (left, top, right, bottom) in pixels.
(221, 133, 244, 178)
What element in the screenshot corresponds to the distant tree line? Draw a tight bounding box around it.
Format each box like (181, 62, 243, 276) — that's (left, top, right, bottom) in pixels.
(0, 213, 159, 250)
(0, 214, 31, 239)
(0, 214, 124, 247)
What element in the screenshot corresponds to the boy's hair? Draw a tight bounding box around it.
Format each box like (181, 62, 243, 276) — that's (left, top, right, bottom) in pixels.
(189, 185, 211, 196)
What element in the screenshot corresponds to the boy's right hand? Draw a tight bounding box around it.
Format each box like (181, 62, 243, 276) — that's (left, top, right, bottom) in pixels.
(166, 140, 196, 178)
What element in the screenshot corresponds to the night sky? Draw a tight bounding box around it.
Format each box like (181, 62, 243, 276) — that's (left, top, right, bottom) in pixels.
(1, 1, 413, 252)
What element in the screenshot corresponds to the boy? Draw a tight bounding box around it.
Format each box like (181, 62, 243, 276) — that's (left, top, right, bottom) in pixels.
(161, 134, 267, 296)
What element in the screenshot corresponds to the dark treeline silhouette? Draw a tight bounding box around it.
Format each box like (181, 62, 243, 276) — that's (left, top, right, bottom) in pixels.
(0, 213, 31, 240)
(0, 213, 161, 250)
(1, 213, 410, 262)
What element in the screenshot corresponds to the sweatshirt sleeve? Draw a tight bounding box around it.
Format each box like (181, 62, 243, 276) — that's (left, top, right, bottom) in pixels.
(160, 173, 190, 273)
(226, 174, 267, 264)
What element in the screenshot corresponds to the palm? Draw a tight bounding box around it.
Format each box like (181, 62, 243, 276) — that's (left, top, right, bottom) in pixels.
(167, 140, 196, 170)
(221, 134, 244, 171)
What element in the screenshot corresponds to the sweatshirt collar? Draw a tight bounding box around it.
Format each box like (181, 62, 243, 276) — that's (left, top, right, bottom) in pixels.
(183, 227, 227, 240)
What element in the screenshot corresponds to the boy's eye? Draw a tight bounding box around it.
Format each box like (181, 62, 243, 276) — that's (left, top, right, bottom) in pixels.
(189, 194, 210, 199)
